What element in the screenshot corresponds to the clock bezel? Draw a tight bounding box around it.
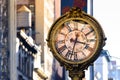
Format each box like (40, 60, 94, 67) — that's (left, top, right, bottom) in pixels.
(47, 9, 105, 66)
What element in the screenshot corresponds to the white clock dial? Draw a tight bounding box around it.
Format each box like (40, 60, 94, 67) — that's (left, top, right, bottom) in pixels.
(55, 20, 97, 61)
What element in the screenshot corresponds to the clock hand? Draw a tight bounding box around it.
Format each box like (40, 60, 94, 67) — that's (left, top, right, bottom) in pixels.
(76, 41, 86, 45)
(76, 41, 90, 47)
(72, 33, 78, 54)
(70, 38, 87, 45)
(72, 38, 77, 54)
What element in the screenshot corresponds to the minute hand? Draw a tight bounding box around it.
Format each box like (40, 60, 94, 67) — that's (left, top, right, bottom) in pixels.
(72, 37, 78, 53)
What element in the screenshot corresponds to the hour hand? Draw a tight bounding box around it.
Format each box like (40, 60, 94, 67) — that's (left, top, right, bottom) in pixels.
(70, 38, 86, 45)
(76, 41, 86, 45)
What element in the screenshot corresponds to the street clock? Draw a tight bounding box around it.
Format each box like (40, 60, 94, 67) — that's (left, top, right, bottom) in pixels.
(47, 7, 106, 80)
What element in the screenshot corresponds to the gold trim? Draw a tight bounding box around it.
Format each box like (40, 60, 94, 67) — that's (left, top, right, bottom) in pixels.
(34, 68, 48, 79)
(17, 5, 31, 12)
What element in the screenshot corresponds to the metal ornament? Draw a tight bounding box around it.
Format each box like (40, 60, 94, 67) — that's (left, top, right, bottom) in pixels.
(47, 7, 106, 80)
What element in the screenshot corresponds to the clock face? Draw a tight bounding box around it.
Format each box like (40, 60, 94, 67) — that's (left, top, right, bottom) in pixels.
(54, 20, 98, 62)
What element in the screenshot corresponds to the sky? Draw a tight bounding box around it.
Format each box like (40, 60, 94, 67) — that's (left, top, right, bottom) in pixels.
(93, 0, 120, 65)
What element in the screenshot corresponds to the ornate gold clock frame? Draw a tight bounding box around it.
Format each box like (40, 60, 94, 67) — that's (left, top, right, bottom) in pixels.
(47, 7, 106, 80)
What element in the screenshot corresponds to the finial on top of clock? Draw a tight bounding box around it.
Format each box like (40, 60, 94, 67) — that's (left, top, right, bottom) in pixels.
(66, 7, 85, 18)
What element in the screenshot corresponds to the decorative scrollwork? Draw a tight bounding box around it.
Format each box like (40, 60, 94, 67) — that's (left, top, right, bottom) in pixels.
(66, 7, 85, 18)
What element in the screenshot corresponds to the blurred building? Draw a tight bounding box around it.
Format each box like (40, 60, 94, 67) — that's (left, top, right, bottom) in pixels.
(1, 0, 61, 79)
(16, 0, 61, 80)
(17, 30, 48, 80)
(93, 50, 111, 80)
(0, 0, 9, 79)
(108, 60, 120, 80)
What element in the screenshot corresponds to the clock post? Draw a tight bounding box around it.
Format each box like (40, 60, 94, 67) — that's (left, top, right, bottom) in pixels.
(69, 70, 85, 80)
(47, 7, 106, 80)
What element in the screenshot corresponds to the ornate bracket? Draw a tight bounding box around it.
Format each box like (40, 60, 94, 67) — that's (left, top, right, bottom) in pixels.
(69, 70, 85, 80)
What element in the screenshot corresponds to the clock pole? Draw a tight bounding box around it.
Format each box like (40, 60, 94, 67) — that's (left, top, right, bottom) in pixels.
(69, 70, 85, 80)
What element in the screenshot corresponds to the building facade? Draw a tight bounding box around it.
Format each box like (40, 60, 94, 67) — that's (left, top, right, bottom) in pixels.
(0, 0, 60, 79)
(17, 30, 48, 80)
(108, 60, 120, 80)
(0, 0, 9, 79)
(16, 0, 60, 80)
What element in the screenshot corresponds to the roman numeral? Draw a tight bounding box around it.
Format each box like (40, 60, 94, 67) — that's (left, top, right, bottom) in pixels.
(88, 39, 96, 42)
(57, 45, 67, 53)
(57, 40, 65, 44)
(74, 52, 78, 60)
(74, 22, 78, 30)
(60, 32, 66, 35)
(81, 51, 86, 57)
(80, 24, 86, 32)
(65, 22, 72, 32)
(85, 29, 94, 36)
(65, 50, 73, 59)
(84, 44, 93, 52)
